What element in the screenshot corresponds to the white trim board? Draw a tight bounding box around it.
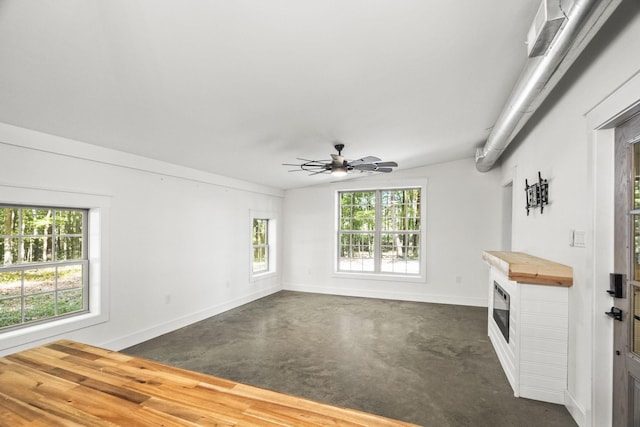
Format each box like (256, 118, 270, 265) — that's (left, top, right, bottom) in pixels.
(282, 283, 487, 307)
(0, 122, 284, 198)
(585, 69, 640, 427)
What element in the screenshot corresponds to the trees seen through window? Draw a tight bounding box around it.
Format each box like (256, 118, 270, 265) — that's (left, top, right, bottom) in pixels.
(0, 206, 88, 331)
(338, 188, 421, 275)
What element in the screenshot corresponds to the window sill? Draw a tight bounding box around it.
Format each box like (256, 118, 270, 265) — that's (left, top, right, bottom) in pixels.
(0, 310, 108, 356)
(250, 271, 277, 282)
(332, 271, 426, 283)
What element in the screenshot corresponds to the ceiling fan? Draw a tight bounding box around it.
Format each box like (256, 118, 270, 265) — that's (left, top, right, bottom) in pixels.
(283, 143, 398, 177)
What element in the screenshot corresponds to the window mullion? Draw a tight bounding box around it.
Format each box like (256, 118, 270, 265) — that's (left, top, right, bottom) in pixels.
(265, 224, 269, 270)
(52, 209, 56, 262)
(83, 210, 88, 261)
(21, 269, 25, 324)
(374, 190, 382, 273)
(82, 259, 89, 310)
(54, 265, 59, 316)
(18, 209, 23, 264)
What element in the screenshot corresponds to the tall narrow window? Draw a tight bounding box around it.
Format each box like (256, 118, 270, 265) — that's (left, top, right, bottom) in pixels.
(0, 206, 88, 331)
(252, 218, 269, 274)
(338, 188, 422, 275)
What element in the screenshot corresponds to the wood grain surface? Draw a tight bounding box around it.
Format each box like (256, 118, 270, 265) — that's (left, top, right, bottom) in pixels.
(0, 340, 419, 426)
(482, 251, 573, 286)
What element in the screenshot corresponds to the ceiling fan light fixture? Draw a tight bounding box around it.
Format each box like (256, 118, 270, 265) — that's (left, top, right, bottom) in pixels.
(331, 166, 348, 177)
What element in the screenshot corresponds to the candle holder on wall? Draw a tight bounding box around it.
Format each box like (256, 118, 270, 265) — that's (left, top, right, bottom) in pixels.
(525, 171, 548, 215)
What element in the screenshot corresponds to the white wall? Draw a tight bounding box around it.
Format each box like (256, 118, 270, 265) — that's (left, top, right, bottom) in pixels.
(282, 157, 503, 306)
(2, 4, 637, 424)
(0, 123, 284, 355)
(497, 1, 640, 425)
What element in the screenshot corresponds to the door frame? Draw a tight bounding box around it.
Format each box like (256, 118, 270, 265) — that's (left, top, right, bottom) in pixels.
(612, 112, 640, 426)
(588, 73, 640, 426)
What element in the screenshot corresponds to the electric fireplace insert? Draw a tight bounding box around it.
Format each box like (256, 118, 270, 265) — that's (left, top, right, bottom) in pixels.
(493, 281, 510, 342)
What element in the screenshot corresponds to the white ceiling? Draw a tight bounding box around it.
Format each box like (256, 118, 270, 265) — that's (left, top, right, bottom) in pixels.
(0, 1, 540, 190)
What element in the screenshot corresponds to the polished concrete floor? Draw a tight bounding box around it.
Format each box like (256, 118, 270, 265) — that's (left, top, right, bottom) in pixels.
(124, 291, 577, 426)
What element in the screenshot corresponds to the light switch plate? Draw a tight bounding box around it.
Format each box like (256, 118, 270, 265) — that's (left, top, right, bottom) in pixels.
(570, 230, 586, 247)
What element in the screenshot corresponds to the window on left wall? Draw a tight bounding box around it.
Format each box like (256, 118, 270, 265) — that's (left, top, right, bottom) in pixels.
(252, 218, 269, 274)
(0, 205, 88, 331)
(250, 210, 277, 280)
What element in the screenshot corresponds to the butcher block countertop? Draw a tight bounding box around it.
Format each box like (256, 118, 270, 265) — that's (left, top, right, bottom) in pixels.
(482, 251, 573, 287)
(0, 340, 418, 427)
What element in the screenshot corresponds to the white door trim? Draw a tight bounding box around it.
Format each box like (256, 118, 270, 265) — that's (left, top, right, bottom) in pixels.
(587, 70, 640, 427)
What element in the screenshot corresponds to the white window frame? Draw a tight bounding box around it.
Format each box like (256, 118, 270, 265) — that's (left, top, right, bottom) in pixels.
(252, 218, 269, 274)
(334, 182, 427, 283)
(0, 184, 110, 356)
(250, 210, 277, 281)
(0, 205, 89, 331)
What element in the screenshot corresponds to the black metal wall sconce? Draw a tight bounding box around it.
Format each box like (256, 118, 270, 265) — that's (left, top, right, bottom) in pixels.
(525, 171, 549, 215)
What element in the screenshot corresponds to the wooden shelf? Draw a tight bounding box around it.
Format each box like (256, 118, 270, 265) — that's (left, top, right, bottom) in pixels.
(482, 251, 573, 287)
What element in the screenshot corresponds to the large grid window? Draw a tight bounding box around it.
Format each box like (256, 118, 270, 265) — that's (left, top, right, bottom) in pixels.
(338, 188, 421, 275)
(252, 218, 269, 274)
(0, 206, 88, 331)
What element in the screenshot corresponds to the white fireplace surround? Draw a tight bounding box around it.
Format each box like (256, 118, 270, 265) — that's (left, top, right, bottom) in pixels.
(484, 251, 572, 405)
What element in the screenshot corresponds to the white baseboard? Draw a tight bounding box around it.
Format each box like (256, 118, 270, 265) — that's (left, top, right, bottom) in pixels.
(564, 389, 586, 426)
(101, 285, 281, 351)
(282, 283, 487, 307)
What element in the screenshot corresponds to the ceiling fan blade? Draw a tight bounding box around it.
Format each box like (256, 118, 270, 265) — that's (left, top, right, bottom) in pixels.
(375, 161, 398, 167)
(353, 164, 376, 171)
(284, 145, 396, 177)
(350, 156, 381, 166)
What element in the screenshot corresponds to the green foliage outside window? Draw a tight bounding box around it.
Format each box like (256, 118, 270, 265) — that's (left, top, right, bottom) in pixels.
(338, 188, 422, 274)
(252, 218, 269, 273)
(0, 206, 87, 330)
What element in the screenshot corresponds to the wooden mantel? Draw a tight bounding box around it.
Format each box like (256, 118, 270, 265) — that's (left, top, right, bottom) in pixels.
(482, 251, 573, 287)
